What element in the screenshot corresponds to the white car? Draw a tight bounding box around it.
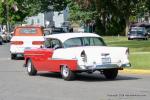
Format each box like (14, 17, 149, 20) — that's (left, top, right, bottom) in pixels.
(24, 33, 131, 80)
(10, 26, 44, 59)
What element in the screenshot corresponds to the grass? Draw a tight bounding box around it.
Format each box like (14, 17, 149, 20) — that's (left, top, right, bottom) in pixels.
(130, 54, 150, 69)
(103, 36, 150, 70)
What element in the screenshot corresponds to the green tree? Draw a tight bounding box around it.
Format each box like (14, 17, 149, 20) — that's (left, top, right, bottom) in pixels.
(71, 0, 149, 35)
(0, 0, 69, 24)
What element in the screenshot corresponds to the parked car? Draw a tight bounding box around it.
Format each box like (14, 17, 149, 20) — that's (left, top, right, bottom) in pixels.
(146, 27, 150, 37)
(44, 28, 51, 36)
(128, 27, 148, 40)
(0, 36, 2, 45)
(130, 22, 150, 37)
(10, 25, 44, 59)
(24, 33, 131, 80)
(51, 27, 65, 34)
(2, 32, 12, 42)
(0, 28, 3, 45)
(61, 21, 73, 32)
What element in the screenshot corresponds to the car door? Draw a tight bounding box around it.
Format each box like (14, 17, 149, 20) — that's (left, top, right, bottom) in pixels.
(44, 38, 63, 72)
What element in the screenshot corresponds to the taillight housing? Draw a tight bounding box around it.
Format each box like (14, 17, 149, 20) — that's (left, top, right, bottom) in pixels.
(81, 50, 87, 62)
(32, 41, 44, 45)
(126, 48, 130, 59)
(11, 41, 23, 45)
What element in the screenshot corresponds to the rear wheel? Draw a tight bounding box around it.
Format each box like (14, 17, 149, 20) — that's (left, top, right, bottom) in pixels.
(145, 38, 148, 40)
(61, 65, 75, 81)
(26, 59, 37, 76)
(11, 54, 16, 60)
(103, 69, 118, 80)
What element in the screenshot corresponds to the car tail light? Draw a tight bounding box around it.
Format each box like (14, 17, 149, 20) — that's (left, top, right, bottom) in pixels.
(32, 41, 44, 45)
(81, 50, 87, 62)
(11, 41, 23, 45)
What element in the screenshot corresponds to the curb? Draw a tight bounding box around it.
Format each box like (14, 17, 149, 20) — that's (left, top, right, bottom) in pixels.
(120, 69, 150, 74)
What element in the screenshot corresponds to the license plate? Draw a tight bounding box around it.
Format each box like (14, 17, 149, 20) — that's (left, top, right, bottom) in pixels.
(102, 57, 111, 64)
(25, 47, 31, 50)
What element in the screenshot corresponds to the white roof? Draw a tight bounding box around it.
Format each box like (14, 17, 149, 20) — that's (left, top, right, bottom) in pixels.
(45, 33, 101, 42)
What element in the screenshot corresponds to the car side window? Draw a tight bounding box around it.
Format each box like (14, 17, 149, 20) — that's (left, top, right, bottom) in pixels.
(82, 37, 106, 46)
(64, 38, 82, 48)
(44, 38, 62, 49)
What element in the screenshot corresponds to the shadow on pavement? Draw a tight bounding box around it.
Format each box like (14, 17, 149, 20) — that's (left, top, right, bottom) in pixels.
(11, 57, 24, 60)
(37, 72, 140, 82)
(38, 72, 62, 79)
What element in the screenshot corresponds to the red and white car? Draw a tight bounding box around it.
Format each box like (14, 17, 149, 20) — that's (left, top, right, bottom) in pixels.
(10, 26, 44, 59)
(24, 33, 131, 80)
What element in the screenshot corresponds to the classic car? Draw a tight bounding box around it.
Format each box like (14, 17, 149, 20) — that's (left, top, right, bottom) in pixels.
(10, 25, 44, 59)
(24, 33, 131, 80)
(128, 27, 148, 40)
(0, 27, 3, 45)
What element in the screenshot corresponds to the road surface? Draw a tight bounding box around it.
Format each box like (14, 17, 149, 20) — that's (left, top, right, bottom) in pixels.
(0, 43, 150, 100)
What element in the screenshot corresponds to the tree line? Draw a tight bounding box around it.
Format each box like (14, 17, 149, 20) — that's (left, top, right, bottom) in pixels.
(0, 0, 150, 35)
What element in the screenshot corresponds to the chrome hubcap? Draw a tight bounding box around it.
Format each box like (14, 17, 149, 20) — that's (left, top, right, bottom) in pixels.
(62, 66, 69, 77)
(27, 61, 32, 72)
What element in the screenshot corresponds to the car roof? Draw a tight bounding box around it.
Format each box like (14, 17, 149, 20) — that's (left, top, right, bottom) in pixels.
(45, 33, 101, 42)
(15, 25, 42, 29)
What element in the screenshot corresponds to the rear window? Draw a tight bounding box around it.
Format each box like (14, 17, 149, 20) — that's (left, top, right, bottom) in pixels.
(64, 37, 106, 48)
(20, 28, 36, 34)
(14, 27, 43, 36)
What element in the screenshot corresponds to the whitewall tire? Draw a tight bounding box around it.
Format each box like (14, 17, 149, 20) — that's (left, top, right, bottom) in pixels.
(26, 59, 37, 76)
(61, 65, 75, 81)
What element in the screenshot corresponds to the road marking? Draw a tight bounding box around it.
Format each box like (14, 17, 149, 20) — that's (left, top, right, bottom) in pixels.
(120, 69, 150, 74)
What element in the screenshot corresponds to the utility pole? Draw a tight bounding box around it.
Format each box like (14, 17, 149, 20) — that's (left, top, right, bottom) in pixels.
(2, 0, 9, 33)
(6, 0, 10, 33)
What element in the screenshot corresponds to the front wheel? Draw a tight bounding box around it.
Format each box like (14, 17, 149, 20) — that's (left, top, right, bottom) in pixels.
(61, 65, 75, 81)
(103, 69, 118, 80)
(26, 59, 37, 76)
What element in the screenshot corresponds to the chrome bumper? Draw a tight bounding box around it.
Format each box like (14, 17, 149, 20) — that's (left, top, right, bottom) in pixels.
(78, 63, 131, 71)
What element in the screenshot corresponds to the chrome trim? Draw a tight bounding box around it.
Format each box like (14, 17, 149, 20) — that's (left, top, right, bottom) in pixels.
(24, 54, 44, 56)
(78, 63, 131, 70)
(48, 58, 77, 60)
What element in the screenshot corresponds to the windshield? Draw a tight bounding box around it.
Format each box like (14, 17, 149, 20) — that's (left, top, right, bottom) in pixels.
(131, 27, 145, 31)
(20, 28, 36, 34)
(130, 31, 144, 34)
(14, 27, 43, 36)
(64, 37, 106, 48)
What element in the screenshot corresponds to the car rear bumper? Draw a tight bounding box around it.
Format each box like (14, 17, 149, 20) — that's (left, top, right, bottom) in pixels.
(10, 46, 40, 54)
(78, 63, 131, 71)
(128, 36, 147, 39)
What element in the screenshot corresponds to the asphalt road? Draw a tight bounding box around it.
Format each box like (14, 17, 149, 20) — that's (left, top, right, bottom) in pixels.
(0, 43, 150, 100)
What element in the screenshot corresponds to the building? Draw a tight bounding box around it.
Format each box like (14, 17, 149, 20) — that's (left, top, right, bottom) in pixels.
(25, 12, 54, 28)
(25, 7, 69, 28)
(53, 7, 69, 27)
